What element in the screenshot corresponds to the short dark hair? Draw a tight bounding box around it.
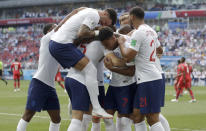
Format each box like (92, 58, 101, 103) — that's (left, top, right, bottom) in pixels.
(178, 60, 181, 64)
(181, 57, 186, 63)
(43, 23, 54, 35)
(129, 6, 145, 20)
(99, 26, 114, 41)
(105, 8, 117, 25)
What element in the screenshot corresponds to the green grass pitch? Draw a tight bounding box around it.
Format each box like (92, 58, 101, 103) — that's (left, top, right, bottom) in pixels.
(0, 80, 206, 131)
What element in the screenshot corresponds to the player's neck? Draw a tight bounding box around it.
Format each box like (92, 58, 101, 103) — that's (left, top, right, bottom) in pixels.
(113, 41, 119, 50)
(134, 20, 144, 29)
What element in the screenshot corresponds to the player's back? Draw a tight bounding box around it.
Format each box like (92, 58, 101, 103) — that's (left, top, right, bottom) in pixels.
(11, 62, 21, 73)
(51, 8, 99, 44)
(67, 41, 105, 85)
(33, 30, 59, 88)
(183, 63, 190, 80)
(131, 24, 162, 83)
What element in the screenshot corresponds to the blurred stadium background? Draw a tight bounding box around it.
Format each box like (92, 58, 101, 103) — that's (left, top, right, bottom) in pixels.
(0, 0, 206, 131)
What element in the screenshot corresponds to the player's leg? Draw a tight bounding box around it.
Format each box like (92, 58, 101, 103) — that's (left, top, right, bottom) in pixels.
(174, 79, 178, 94)
(75, 57, 112, 117)
(0, 70, 8, 85)
(132, 83, 147, 131)
(103, 86, 117, 131)
(64, 77, 90, 131)
(47, 110, 61, 131)
(141, 80, 165, 131)
(159, 114, 170, 131)
(17, 109, 36, 131)
(13, 74, 17, 91)
(58, 81, 65, 89)
(186, 80, 196, 102)
(17, 78, 49, 131)
(172, 80, 183, 102)
(104, 110, 116, 131)
(132, 109, 147, 131)
(113, 83, 137, 131)
(44, 86, 61, 131)
(82, 113, 92, 131)
(49, 41, 111, 118)
(91, 85, 106, 131)
(81, 105, 92, 131)
(91, 117, 101, 131)
(117, 114, 132, 131)
(17, 76, 20, 91)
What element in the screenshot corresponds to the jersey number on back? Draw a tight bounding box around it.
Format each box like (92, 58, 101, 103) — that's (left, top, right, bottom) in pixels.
(14, 65, 18, 71)
(150, 40, 155, 62)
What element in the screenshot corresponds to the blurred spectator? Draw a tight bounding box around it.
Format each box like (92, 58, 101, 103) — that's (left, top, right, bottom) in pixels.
(0, 25, 42, 69)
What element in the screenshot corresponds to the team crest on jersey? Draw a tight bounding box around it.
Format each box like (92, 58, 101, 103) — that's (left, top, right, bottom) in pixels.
(131, 39, 137, 47)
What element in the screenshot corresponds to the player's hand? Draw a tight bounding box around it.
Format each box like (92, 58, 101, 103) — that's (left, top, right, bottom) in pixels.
(118, 36, 126, 45)
(104, 57, 113, 70)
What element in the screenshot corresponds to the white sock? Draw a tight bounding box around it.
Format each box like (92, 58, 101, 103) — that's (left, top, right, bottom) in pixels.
(67, 119, 82, 131)
(150, 122, 165, 131)
(91, 122, 101, 131)
(82, 62, 102, 110)
(17, 118, 28, 131)
(81, 114, 92, 131)
(134, 121, 147, 131)
(104, 119, 116, 131)
(119, 117, 132, 131)
(49, 121, 60, 131)
(159, 114, 170, 131)
(116, 117, 120, 131)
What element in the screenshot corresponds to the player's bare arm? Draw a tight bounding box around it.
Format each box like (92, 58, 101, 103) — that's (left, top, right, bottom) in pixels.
(104, 56, 135, 76)
(73, 25, 98, 46)
(118, 36, 137, 62)
(54, 7, 87, 32)
(105, 52, 126, 67)
(156, 46, 163, 58)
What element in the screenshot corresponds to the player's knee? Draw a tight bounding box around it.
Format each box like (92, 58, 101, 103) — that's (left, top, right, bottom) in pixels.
(51, 116, 61, 123)
(132, 109, 144, 123)
(146, 113, 160, 126)
(22, 110, 36, 122)
(72, 110, 84, 121)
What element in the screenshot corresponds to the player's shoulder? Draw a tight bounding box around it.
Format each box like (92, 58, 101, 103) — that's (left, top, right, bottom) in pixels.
(88, 40, 105, 52)
(41, 30, 54, 42)
(83, 8, 98, 16)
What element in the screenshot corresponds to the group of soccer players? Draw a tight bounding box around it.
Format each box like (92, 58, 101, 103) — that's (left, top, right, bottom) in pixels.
(171, 57, 196, 103)
(16, 6, 170, 131)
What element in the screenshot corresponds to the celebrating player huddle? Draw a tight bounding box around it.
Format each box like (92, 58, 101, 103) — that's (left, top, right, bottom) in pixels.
(16, 6, 170, 131)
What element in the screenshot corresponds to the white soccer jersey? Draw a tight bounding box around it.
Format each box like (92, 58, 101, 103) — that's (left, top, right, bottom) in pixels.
(97, 60, 104, 86)
(67, 41, 105, 85)
(108, 35, 136, 87)
(51, 8, 100, 44)
(33, 30, 59, 88)
(128, 24, 162, 84)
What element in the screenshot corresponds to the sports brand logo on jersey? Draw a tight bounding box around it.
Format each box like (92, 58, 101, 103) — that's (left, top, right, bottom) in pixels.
(131, 39, 137, 47)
